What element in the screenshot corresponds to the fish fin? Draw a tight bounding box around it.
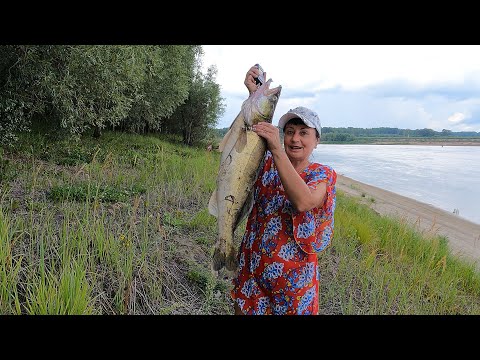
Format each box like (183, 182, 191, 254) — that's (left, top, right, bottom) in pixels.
(208, 189, 218, 217)
(218, 128, 232, 153)
(220, 110, 246, 153)
(235, 127, 247, 153)
(233, 187, 254, 231)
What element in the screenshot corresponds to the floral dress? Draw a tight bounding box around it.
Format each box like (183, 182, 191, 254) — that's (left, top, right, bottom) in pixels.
(231, 150, 337, 315)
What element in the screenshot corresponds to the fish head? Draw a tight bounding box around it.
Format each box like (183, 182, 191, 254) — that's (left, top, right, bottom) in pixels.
(242, 78, 282, 126)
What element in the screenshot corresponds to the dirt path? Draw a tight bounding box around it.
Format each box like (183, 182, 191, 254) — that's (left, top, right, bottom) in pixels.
(336, 175, 480, 269)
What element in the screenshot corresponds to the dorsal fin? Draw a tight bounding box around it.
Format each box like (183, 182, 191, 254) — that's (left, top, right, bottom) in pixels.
(235, 127, 247, 153)
(233, 187, 254, 230)
(218, 128, 232, 153)
(208, 189, 218, 217)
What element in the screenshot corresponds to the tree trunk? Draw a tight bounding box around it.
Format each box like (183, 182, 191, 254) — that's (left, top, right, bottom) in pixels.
(93, 125, 102, 138)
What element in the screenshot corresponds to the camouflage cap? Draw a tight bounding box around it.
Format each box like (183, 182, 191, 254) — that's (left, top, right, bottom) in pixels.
(278, 106, 321, 136)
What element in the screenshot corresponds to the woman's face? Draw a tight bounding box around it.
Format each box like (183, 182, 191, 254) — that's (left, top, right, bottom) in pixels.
(283, 123, 318, 163)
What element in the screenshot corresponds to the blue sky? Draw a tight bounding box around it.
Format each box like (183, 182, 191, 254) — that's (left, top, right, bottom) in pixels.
(201, 45, 480, 132)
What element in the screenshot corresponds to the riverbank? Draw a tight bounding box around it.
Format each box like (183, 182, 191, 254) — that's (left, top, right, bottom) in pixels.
(323, 140, 480, 146)
(3, 131, 480, 314)
(367, 140, 480, 146)
(336, 174, 480, 268)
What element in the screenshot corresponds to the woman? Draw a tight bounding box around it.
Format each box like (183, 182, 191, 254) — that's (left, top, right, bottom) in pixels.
(231, 65, 337, 315)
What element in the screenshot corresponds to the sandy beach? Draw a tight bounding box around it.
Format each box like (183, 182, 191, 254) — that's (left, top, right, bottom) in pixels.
(336, 175, 480, 268)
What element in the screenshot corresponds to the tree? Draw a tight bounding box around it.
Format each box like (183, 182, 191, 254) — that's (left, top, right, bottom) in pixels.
(0, 45, 145, 143)
(417, 128, 436, 137)
(167, 65, 225, 146)
(123, 45, 201, 133)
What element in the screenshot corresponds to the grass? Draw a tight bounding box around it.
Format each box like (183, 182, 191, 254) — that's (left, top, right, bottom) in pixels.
(1, 130, 480, 314)
(318, 193, 480, 314)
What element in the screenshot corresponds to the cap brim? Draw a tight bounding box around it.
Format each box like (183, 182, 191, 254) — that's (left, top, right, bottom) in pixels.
(278, 113, 298, 129)
(278, 112, 316, 129)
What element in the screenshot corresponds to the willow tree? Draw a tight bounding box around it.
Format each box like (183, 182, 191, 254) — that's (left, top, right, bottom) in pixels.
(0, 45, 201, 145)
(167, 65, 225, 146)
(123, 45, 202, 134)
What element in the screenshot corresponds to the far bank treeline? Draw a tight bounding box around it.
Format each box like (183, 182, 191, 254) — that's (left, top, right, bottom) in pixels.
(0, 45, 225, 147)
(215, 126, 480, 143)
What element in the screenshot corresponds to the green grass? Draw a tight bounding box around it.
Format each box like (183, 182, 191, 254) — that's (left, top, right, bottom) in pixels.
(318, 193, 480, 314)
(1, 130, 480, 314)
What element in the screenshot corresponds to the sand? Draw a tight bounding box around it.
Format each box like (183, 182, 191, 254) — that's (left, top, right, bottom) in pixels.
(336, 175, 480, 269)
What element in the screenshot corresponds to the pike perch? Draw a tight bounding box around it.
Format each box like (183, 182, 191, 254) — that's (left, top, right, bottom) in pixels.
(208, 78, 282, 271)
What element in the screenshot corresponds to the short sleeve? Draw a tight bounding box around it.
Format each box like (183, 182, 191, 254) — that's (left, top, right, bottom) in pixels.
(291, 164, 337, 254)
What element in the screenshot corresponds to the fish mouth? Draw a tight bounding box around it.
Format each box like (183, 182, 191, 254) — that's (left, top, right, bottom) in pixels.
(266, 85, 281, 96)
(258, 78, 282, 97)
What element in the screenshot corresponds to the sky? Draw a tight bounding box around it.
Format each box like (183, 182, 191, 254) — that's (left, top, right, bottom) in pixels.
(201, 45, 480, 132)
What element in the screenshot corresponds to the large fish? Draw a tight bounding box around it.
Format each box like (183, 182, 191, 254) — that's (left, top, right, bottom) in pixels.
(208, 78, 282, 271)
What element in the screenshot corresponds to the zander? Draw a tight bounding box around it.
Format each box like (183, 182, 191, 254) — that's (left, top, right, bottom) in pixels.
(208, 77, 281, 271)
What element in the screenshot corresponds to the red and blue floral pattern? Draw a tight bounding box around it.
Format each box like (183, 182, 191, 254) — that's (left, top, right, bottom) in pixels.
(231, 151, 337, 315)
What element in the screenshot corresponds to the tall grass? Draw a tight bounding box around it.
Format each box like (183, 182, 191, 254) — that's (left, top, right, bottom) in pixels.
(0, 131, 227, 314)
(318, 193, 480, 314)
(1, 131, 479, 314)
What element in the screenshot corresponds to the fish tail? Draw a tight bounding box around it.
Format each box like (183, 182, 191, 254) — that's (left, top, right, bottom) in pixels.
(212, 236, 227, 271)
(225, 243, 238, 271)
(212, 233, 238, 271)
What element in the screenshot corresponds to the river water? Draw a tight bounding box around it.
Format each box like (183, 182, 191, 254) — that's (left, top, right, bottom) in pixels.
(311, 144, 480, 225)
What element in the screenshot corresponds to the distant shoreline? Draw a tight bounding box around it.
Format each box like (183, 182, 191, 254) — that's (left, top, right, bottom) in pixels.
(323, 140, 480, 146)
(336, 174, 480, 268)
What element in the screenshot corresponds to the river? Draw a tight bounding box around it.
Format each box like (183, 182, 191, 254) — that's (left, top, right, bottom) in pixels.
(312, 144, 480, 225)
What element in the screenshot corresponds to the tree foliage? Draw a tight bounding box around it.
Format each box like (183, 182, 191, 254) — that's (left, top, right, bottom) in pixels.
(167, 64, 225, 146)
(0, 45, 221, 147)
(322, 126, 480, 139)
(122, 45, 202, 133)
(0, 46, 142, 142)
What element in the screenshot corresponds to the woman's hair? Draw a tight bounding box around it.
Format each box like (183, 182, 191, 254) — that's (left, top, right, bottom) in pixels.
(283, 117, 320, 139)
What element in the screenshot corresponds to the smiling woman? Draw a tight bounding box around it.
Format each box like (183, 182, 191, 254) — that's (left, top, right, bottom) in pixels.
(279, 107, 321, 172)
(229, 65, 337, 315)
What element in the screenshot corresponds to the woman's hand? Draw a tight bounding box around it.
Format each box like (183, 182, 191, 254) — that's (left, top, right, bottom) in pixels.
(244, 65, 266, 95)
(252, 122, 281, 153)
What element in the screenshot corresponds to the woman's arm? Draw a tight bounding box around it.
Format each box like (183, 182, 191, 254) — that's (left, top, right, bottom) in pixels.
(253, 122, 326, 212)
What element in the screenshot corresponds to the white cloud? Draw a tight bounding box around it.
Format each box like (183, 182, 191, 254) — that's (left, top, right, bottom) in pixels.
(448, 112, 466, 123)
(202, 45, 480, 131)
